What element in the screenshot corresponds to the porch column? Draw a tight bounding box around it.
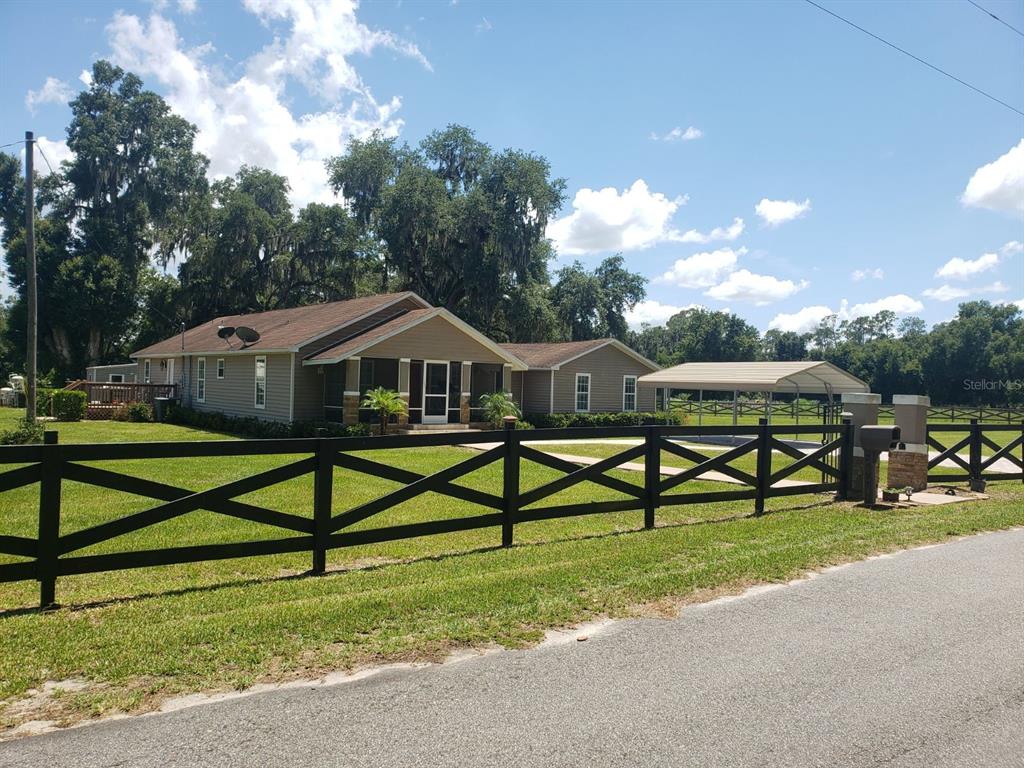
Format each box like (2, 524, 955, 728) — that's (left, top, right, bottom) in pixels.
(502, 364, 512, 394)
(840, 392, 881, 500)
(460, 362, 472, 424)
(888, 395, 929, 491)
(342, 357, 361, 426)
(398, 358, 411, 426)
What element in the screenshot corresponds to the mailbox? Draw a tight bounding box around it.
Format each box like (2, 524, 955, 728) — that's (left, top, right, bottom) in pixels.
(860, 425, 901, 452)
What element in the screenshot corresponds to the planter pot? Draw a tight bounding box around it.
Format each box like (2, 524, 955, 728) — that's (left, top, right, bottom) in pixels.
(881, 490, 901, 502)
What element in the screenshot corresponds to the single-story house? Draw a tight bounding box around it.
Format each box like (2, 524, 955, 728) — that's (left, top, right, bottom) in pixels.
(502, 339, 660, 415)
(132, 293, 661, 426)
(131, 292, 529, 426)
(85, 363, 138, 383)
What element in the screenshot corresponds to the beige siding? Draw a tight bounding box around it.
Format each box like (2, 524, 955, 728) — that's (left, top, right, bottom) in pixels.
(186, 352, 292, 422)
(297, 296, 425, 359)
(553, 344, 657, 412)
(292, 357, 325, 422)
(512, 370, 553, 415)
(356, 315, 509, 363)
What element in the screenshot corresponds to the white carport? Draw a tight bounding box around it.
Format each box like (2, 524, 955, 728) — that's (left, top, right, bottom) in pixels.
(638, 361, 869, 426)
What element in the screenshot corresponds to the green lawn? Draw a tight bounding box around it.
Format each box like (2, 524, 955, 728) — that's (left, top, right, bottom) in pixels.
(1, 405, 1022, 730)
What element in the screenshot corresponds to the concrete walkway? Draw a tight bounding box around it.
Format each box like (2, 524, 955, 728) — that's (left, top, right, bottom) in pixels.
(4, 528, 1021, 767)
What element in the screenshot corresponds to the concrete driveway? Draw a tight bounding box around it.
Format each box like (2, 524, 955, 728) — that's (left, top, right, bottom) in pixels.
(2, 528, 1022, 768)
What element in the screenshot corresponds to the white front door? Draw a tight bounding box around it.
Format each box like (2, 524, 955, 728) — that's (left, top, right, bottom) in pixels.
(422, 361, 449, 424)
(166, 359, 175, 386)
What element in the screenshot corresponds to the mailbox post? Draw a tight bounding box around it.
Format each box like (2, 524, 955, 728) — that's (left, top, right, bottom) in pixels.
(860, 425, 902, 507)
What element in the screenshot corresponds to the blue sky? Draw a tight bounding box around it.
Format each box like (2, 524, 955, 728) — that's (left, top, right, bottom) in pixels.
(1, 0, 1022, 332)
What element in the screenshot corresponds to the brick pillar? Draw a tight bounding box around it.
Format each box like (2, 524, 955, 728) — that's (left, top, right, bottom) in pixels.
(841, 392, 881, 501)
(887, 394, 929, 491)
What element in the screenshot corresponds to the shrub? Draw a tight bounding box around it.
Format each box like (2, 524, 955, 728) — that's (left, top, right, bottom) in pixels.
(112, 402, 153, 422)
(478, 391, 522, 428)
(164, 405, 371, 439)
(0, 417, 45, 445)
(35, 388, 55, 417)
(51, 390, 87, 421)
(525, 411, 686, 429)
(360, 387, 408, 436)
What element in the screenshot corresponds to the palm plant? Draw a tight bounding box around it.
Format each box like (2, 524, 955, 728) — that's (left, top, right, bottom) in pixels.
(478, 390, 522, 428)
(361, 387, 408, 436)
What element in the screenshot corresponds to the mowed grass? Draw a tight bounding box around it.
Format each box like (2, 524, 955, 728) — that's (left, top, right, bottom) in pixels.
(1, 405, 1023, 728)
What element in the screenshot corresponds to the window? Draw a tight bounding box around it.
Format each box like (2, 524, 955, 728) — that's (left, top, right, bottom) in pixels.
(143, 360, 151, 384)
(216, 358, 225, 379)
(575, 373, 591, 412)
(197, 358, 207, 403)
(109, 374, 124, 383)
(623, 375, 637, 412)
(254, 356, 267, 409)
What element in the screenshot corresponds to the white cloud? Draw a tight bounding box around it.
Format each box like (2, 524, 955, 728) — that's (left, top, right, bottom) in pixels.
(656, 247, 745, 288)
(1000, 240, 1023, 256)
(25, 77, 73, 114)
(650, 126, 702, 142)
(922, 282, 1009, 302)
(1009, 298, 1024, 311)
(178, 0, 198, 13)
(705, 269, 808, 305)
(672, 217, 744, 244)
(547, 179, 686, 255)
(851, 267, 884, 281)
(849, 294, 924, 316)
(79, 69, 93, 86)
(754, 197, 811, 227)
(104, 2, 430, 208)
(768, 305, 835, 334)
(34, 136, 73, 170)
(624, 299, 697, 329)
(961, 138, 1024, 213)
(935, 252, 999, 280)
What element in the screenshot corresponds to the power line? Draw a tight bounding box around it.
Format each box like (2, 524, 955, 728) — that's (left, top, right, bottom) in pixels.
(804, 0, 1024, 118)
(34, 142, 57, 176)
(966, 0, 1024, 38)
(0, 140, 25, 150)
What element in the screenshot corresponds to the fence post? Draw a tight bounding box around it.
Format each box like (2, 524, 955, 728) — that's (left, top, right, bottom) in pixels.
(968, 418, 983, 491)
(37, 431, 61, 610)
(754, 417, 770, 516)
(502, 417, 519, 547)
(644, 424, 659, 529)
(837, 416, 853, 501)
(312, 430, 332, 574)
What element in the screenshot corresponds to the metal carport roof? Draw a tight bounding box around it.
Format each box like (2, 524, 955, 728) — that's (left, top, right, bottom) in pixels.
(637, 361, 868, 395)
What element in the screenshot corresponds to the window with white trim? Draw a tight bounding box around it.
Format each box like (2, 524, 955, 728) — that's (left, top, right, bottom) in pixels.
(197, 358, 207, 403)
(216, 358, 225, 379)
(623, 375, 637, 412)
(143, 360, 151, 384)
(254, 356, 267, 409)
(574, 373, 591, 412)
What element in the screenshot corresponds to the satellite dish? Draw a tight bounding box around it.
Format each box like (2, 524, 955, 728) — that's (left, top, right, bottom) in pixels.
(217, 325, 236, 340)
(236, 326, 261, 347)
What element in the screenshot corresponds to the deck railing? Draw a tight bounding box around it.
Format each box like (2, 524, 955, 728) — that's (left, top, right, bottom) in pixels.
(64, 380, 177, 406)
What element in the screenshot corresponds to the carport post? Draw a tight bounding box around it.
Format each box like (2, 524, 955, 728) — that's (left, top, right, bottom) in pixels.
(698, 389, 703, 427)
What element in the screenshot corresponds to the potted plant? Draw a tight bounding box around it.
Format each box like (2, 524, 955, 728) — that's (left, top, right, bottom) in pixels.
(360, 387, 408, 436)
(478, 390, 522, 429)
(881, 487, 901, 503)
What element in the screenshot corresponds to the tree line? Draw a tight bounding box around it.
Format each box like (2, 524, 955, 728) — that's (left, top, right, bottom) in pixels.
(0, 61, 1020, 405)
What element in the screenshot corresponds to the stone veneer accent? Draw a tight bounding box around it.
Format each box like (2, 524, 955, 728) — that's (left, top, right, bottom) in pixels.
(342, 393, 360, 426)
(887, 449, 929, 492)
(398, 393, 410, 425)
(460, 394, 471, 424)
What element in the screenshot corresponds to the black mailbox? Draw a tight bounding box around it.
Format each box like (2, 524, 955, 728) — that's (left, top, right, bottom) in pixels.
(860, 425, 901, 452)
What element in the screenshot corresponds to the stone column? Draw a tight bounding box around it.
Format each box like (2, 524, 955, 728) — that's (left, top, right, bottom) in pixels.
(888, 394, 929, 491)
(397, 358, 411, 426)
(840, 392, 881, 500)
(342, 357, 361, 426)
(460, 362, 472, 424)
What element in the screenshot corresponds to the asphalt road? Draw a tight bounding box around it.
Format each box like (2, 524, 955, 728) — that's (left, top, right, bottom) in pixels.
(3, 528, 1023, 768)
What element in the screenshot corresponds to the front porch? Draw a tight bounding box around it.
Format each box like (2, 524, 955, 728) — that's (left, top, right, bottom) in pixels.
(322, 357, 511, 427)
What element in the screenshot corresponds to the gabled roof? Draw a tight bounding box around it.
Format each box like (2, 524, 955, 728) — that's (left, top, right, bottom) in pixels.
(500, 338, 660, 372)
(132, 292, 429, 357)
(637, 361, 868, 394)
(304, 307, 529, 370)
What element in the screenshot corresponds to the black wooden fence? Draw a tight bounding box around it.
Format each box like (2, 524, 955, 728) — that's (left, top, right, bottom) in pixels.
(1, 418, 1017, 609)
(926, 420, 1024, 484)
(675, 400, 1024, 423)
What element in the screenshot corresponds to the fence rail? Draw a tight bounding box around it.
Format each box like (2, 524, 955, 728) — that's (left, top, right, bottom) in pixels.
(674, 400, 1024, 423)
(926, 420, 1024, 484)
(1, 419, 1018, 608)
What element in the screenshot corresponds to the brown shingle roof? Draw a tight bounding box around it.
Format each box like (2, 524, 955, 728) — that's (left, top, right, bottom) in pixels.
(500, 339, 612, 369)
(132, 293, 425, 357)
(305, 309, 437, 363)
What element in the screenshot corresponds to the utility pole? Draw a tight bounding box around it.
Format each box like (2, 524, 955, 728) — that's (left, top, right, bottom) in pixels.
(24, 131, 37, 423)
